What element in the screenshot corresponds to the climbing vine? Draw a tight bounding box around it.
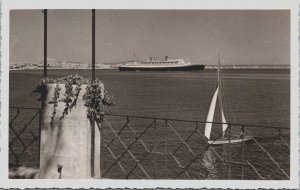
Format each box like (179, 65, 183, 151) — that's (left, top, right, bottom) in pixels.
(33, 75, 113, 126)
(83, 79, 113, 120)
(48, 84, 61, 126)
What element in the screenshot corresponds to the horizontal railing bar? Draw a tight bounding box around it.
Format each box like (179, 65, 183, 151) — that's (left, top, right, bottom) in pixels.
(9, 106, 288, 130)
(9, 106, 289, 130)
(104, 113, 289, 130)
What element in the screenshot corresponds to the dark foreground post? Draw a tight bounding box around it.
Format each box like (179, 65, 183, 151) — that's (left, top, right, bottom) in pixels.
(90, 9, 96, 177)
(43, 9, 47, 77)
(92, 9, 96, 80)
(91, 112, 95, 177)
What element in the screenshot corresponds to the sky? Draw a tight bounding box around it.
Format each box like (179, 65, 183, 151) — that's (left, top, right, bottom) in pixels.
(10, 10, 290, 65)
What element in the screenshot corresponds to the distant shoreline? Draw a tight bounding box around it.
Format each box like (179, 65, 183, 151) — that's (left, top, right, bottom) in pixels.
(9, 67, 290, 71)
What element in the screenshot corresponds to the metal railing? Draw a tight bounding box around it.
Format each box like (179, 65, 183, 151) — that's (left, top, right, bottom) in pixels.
(9, 107, 290, 179)
(9, 107, 42, 168)
(99, 114, 290, 179)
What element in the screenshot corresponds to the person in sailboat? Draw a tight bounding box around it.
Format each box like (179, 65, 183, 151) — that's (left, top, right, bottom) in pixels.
(239, 131, 244, 139)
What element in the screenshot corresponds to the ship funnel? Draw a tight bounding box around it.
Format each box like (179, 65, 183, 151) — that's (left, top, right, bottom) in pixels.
(165, 56, 169, 60)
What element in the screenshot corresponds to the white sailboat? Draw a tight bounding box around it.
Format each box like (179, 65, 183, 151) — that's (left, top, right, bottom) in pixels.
(204, 56, 253, 145)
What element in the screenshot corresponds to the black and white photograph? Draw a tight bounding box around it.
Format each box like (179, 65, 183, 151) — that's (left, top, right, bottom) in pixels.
(1, 0, 299, 189)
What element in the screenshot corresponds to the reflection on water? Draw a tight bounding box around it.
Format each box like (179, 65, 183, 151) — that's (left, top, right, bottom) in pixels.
(202, 148, 218, 179)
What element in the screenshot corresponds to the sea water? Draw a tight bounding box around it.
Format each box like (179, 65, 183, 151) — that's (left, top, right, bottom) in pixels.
(9, 69, 290, 179)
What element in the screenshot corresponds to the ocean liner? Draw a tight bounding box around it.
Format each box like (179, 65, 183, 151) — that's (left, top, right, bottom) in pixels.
(118, 56, 205, 71)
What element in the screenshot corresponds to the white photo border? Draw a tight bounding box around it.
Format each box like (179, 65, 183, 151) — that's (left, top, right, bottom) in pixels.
(1, 0, 299, 189)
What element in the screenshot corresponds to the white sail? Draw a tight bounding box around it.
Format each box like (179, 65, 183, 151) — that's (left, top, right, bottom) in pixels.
(204, 87, 219, 139)
(221, 108, 228, 137)
(204, 55, 253, 145)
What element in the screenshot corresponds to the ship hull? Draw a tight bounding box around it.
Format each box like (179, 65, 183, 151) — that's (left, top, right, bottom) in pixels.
(118, 64, 205, 71)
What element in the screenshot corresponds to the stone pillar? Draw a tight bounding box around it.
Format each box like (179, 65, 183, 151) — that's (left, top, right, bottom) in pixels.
(39, 84, 101, 179)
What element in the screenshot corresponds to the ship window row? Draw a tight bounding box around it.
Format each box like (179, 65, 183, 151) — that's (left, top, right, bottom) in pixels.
(142, 61, 179, 64)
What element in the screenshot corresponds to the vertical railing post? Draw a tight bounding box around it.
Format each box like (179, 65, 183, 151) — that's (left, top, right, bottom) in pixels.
(100, 114, 104, 178)
(38, 109, 42, 168)
(92, 9, 96, 80)
(241, 125, 245, 180)
(153, 118, 157, 179)
(278, 128, 282, 138)
(228, 124, 231, 179)
(41, 8, 47, 174)
(164, 119, 167, 179)
(43, 9, 47, 77)
(90, 112, 95, 177)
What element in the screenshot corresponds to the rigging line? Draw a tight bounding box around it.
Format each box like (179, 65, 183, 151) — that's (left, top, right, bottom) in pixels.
(221, 64, 236, 125)
(219, 61, 236, 127)
(223, 80, 241, 144)
(217, 56, 223, 125)
(217, 55, 230, 138)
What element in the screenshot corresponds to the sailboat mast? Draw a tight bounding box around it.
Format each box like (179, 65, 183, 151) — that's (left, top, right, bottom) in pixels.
(217, 55, 220, 88)
(204, 53, 227, 140)
(217, 54, 225, 138)
(217, 54, 222, 102)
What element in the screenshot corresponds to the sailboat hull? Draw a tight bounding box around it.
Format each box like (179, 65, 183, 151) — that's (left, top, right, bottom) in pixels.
(208, 136, 253, 145)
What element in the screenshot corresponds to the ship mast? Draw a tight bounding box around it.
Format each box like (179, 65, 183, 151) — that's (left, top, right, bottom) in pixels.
(132, 48, 137, 61)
